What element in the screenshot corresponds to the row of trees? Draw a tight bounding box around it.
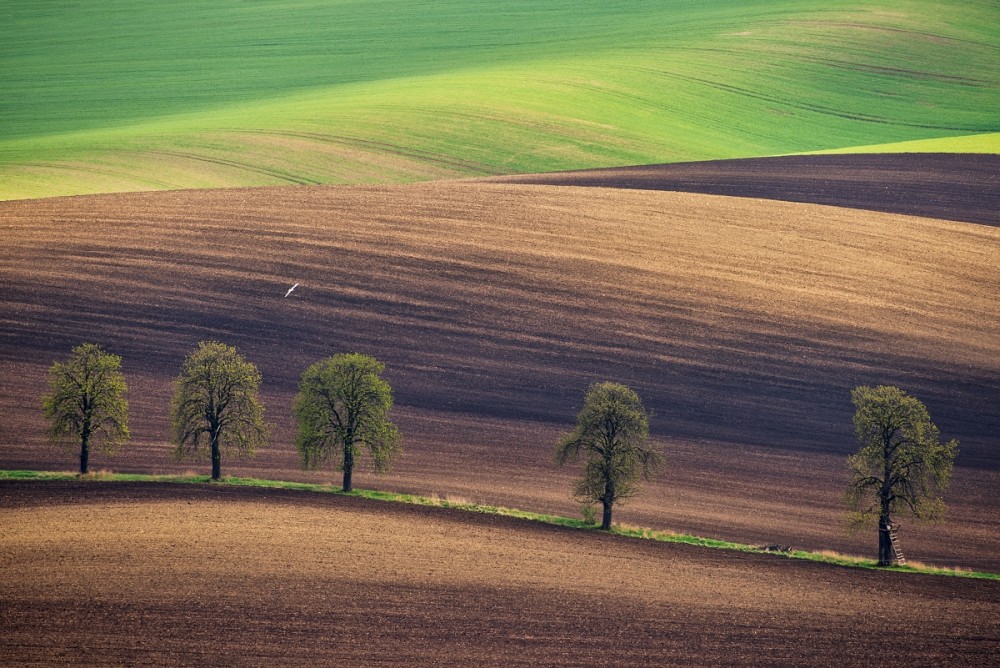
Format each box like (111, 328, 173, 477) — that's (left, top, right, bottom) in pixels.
(43, 341, 958, 566)
(43, 342, 399, 493)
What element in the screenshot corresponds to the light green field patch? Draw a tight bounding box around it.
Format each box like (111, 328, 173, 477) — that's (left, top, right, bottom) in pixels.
(806, 132, 1000, 154)
(2, 1, 998, 199)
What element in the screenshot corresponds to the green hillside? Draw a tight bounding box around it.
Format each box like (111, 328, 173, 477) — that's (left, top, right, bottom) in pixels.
(808, 132, 1000, 154)
(2, 0, 998, 199)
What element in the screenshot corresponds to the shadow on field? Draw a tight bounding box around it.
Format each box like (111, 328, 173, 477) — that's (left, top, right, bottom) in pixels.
(498, 153, 1000, 226)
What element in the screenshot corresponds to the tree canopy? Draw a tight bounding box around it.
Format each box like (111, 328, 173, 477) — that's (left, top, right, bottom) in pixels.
(846, 385, 958, 565)
(42, 342, 130, 474)
(170, 341, 270, 480)
(294, 352, 401, 492)
(556, 382, 662, 530)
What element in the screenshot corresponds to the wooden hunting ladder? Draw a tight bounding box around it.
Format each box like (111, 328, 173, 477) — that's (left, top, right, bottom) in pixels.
(889, 523, 906, 565)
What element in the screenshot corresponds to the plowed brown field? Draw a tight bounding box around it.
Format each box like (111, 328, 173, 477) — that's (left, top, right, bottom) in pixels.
(3, 481, 998, 666)
(499, 154, 1000, 226)
(1, 176, 998, 575)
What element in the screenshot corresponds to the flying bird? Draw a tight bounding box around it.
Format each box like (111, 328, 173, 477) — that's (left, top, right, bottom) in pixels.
(285, 283, 299, 298)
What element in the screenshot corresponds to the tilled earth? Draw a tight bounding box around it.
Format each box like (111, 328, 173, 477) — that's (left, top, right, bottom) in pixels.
(498, 153, 1000, 226)
(1, 161, 998, 572)
(2, 481, 998, 666)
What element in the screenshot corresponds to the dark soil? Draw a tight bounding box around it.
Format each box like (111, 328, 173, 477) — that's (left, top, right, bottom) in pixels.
(1, 181, 998, 571)
(2, 481, 998, 666)
(497, 153, 1000, 226)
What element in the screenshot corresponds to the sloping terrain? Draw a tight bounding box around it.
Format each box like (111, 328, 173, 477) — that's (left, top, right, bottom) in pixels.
(811, 132, 1000, 155)
(499, 153, 1000, 225)
(2, 481, 998, 666)
(1, 178, 997, 569)
(3, 0, 999, 199)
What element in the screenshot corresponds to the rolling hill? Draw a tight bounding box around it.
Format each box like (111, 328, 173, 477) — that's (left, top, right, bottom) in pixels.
(4, 3, 998, 662)
(2, 173, 998, 568)
(499, 153, 1000, 225)
(4, 481, 998, 665)
(2, 0, 999, 200)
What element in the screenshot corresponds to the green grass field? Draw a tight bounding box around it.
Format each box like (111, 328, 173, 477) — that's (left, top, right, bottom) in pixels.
(2, 0, 998, 199)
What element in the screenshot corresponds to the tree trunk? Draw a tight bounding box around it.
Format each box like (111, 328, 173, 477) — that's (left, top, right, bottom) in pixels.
(601, 500, 613, 530)
(79, 427, 90, 475)
(211, 429, 222, 481)
(342, 440, 354, 492)
(878, 516, 895, 566)
(879, 444, 894, 565)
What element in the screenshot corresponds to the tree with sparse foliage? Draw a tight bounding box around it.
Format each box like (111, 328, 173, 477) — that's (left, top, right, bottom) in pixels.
(42, 342, 130, 474)
(556, 382, 662, 530)
(846, 385, 958, 566)
(170, 341, 270, 480)
(295, 353, 401, 492)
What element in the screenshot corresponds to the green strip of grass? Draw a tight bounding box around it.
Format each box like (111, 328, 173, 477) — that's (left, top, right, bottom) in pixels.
(3, 469, 996, 581)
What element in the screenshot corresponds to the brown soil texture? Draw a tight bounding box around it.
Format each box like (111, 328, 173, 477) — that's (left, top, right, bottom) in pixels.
(496, 153, 1000, 226)
(1, 182, 998, 571)
(2, 480, 998, 667)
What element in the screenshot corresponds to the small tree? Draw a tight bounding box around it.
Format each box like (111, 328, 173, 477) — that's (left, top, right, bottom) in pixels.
(294, 353, 401, 492)
(556, 382, 662, 530)
(42, 342, 130, 474)
(846, 385, 958, 566)
(170, 341, 270, 480)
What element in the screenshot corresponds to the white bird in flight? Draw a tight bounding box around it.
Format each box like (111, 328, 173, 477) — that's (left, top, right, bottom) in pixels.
(285, 283, 299, 298)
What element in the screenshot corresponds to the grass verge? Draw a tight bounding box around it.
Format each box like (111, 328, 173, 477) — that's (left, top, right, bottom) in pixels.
(3, 469, 996, 581)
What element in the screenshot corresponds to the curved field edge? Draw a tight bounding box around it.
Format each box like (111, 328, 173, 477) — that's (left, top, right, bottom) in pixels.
(805, 132, 1000, 155)
(8, 479, 999, 666)
(2, 0, 999, 200)
(495, 153, 1000, 225)
(3, 471, 995, 581)
(2, 182, 998, 570)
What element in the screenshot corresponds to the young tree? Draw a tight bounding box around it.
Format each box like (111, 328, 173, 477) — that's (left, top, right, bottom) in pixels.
(846, 385, 958, 566)
(556, 382, 662, 530)
(294, 353, 401, 492)
(170, 341, 270, 480)
(42, 342, 130, 474)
